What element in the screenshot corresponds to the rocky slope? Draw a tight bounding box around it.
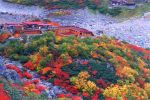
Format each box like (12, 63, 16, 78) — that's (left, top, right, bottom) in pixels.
(0, 56, 69, 99)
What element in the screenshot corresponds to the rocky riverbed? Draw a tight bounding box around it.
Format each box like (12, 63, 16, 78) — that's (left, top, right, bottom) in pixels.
(0, 0, 45, 17)
(0, 0, 150, 48)
(47, 8, 150, 48)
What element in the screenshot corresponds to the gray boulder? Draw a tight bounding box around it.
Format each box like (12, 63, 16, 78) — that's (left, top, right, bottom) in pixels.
(0, 65, 6, 71)
(0, 69, 21, 84)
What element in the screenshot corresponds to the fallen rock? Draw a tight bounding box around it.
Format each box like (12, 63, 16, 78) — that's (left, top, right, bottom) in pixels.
(52, 86, 64, 94)
(0, 65, 6, 71)
(1, 69, 21, 83)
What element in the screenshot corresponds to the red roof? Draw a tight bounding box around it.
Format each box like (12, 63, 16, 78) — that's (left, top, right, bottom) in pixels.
(22, 21, 42, 25)
(60, 32, 77, 36)
(39, 22, 60, 27)
(47, 22, 60, 27)
(23, 29, 41, 34)
(5, 23, 22, 26)
(22, 21, 60, 27)
(58, 26, 93, 34)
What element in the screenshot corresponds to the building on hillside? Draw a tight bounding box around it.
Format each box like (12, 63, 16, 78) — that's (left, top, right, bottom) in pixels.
(22, 21, 41, 30)
(22, 30, 42, 35)
(38, 22, 60, 31)
(55, 26, 94, 37)
(0, 21, 60, 41)
(111, 0, 150, 5)
(22, 21, 60, 31)
(111, 0, 136, 5)
(22, 21, 60, 34)
(4, 23, 23, 34)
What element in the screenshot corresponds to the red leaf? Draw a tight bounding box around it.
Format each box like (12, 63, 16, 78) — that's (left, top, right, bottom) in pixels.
(36, 85, 45, 91)
(32, 79, 40, 84)
(82, 92, 89, 97)
(72, 96, 82, 100)
(57, 94, 65, 98)
(23, 72, 32, 79)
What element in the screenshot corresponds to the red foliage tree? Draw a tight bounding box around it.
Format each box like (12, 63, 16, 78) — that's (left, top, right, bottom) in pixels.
(23, 61, 35, 70)
(0, 84, 11, 100)
(23, 72, 32, 79)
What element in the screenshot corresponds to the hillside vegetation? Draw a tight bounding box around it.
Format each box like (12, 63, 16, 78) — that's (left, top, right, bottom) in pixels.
(4, 0, 150, 17)
(4, 0, 122, 16)
(0, 31, 150, 99)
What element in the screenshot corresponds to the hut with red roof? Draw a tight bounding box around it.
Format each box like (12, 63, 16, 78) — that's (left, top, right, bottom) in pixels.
(4, 23, 23, 34)
(55, 26, 94, 37)
(22, 21, 60, 34)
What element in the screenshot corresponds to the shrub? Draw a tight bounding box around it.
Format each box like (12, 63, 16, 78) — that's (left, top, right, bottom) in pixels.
(19, 56, 29, 63)
(108, 7, 122, 16)
(98, 6, 108, 14)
